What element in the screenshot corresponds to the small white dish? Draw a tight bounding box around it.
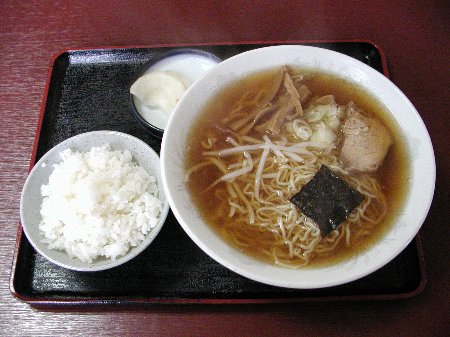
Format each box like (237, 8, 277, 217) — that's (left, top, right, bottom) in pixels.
(161, 45, 436, 289)
(20, 130, 169, 272)
(130, 49, 221, 137)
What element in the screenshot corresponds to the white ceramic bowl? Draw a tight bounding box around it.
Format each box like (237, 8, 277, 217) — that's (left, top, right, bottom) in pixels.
(161, 45, 435, 289)
(20, 130, 169, 272)
(130, 49, 221, 137)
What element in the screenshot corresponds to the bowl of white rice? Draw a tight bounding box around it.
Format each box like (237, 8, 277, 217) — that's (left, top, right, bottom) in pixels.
(20, 130, 169, 271)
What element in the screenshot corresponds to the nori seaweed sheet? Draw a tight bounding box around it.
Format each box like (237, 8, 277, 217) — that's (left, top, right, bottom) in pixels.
(290, 165, 364, 236)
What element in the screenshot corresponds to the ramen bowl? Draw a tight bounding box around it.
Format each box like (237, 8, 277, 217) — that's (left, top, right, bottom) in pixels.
(161, 45, 435, 288)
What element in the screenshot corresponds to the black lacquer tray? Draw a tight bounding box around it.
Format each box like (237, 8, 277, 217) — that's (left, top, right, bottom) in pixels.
(11, 41, 426, 306)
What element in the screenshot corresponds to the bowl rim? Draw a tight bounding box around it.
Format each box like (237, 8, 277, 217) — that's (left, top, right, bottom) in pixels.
(20, 130, 170, 272)
(129, 48, 222, 138)
(161, 44, 436, 288)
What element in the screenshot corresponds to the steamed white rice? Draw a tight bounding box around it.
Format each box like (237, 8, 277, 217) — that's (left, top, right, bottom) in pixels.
(39, 143, 162, 263)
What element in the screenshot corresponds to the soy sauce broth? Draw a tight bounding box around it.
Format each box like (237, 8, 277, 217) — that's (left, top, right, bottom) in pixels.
(185, 67, 410, 267)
